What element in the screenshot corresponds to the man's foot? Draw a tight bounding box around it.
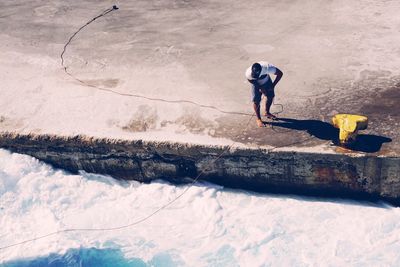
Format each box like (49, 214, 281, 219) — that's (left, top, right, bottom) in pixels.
(264, 113, 277, 120)
(256, 119, 265, 127)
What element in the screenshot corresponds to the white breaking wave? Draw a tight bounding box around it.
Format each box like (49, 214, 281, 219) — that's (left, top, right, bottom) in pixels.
(1, 148, 400, 266)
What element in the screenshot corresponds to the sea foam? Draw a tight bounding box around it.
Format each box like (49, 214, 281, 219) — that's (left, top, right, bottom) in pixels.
(1, 149, 400, 266)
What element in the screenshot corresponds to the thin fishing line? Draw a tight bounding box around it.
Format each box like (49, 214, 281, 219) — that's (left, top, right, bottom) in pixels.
(59, 5, 255, 117)
(59, 5, 283, 118)
(65, 70, 254, 117)
(61, 6, 118, 68)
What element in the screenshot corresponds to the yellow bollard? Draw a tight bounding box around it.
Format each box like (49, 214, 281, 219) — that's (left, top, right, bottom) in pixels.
(332, 114, 368, 145)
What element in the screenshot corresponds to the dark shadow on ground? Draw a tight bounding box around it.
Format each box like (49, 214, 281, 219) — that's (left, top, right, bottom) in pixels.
(349, 134, 392, 153)
(267, 118, 339, 141)
(267, 118, 391, 153)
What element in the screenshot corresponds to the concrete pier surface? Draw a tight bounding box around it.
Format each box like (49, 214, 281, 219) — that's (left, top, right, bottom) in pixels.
(1, 1, 399, 200)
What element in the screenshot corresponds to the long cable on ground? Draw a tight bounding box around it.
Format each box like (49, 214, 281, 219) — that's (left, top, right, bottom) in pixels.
(59, 5, 263, 117)
(60, 6, 118, 68)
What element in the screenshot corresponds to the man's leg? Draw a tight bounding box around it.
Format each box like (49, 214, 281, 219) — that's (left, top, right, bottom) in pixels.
(253, 102, 264, 127)
(263, 88, 277, 120)
(265, 95, 274, 116)
(251, 85, 264, 127)
(260, 79, 277, 119)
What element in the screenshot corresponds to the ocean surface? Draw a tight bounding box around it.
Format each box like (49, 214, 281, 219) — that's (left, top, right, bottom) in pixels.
(1, 149, 400, 266)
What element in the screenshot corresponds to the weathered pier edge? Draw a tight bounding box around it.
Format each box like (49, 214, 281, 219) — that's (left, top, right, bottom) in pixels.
(1, 133, 399, 205)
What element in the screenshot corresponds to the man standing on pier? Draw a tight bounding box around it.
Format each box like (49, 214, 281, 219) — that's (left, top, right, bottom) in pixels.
(245, 61, 283, 127)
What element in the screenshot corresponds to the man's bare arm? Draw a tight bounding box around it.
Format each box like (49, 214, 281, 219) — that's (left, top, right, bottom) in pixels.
(272, 68, 283, 87)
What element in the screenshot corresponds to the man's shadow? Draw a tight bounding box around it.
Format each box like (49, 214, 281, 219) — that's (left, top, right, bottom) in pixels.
(267, 118, 391, 153)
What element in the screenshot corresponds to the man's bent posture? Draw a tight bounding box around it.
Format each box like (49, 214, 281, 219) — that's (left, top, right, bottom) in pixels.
(245, 62, 283, 127)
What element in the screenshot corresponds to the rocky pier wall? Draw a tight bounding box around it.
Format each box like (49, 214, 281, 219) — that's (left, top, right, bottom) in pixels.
(0, 133, 399, 204)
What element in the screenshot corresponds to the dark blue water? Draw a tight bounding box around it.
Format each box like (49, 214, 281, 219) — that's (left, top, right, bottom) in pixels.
(2, 247, 178, 267)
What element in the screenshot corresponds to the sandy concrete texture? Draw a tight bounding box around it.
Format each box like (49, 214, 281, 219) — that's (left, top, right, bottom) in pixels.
(0, 0, 400, 154)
